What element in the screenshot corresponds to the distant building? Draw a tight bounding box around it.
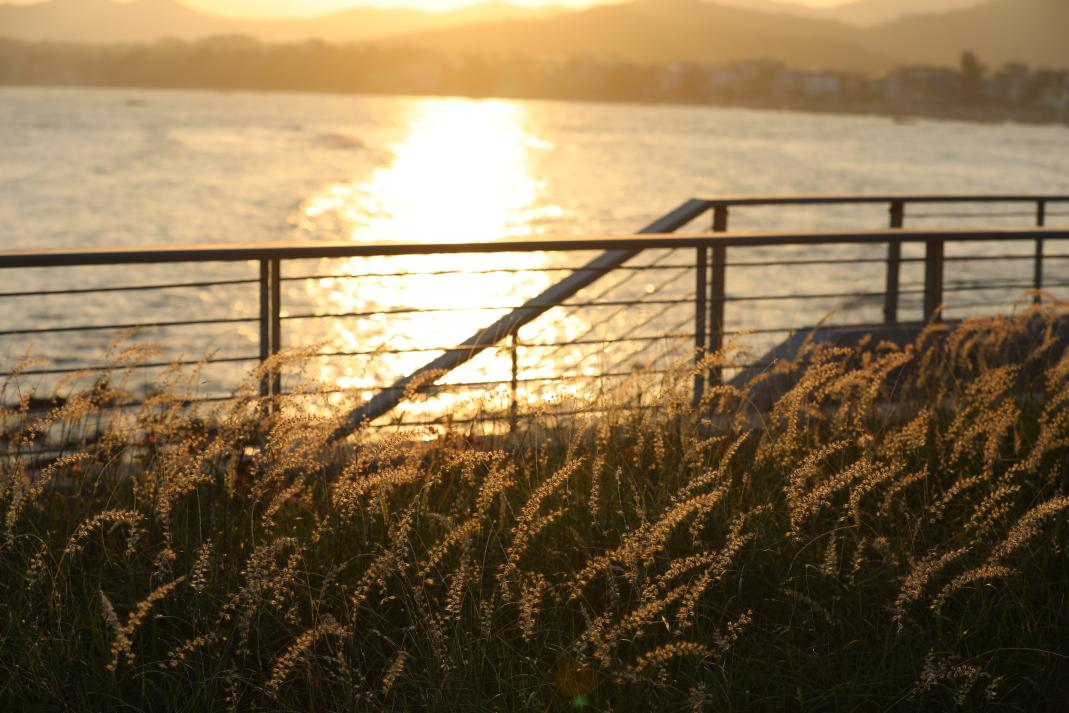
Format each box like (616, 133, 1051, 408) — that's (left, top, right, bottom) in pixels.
(771, 68, 805, 99)
(988, 63, 1032, 103)
(803, 72, 841, 100)
(705, 60, 783, 99)
(1034, 70, 1069, 113)
(1039, 81, 1069, 113)
(886, 66, 961, 105)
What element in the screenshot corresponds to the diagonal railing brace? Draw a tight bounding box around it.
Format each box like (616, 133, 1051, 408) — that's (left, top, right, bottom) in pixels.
(331, 198, 712, 440)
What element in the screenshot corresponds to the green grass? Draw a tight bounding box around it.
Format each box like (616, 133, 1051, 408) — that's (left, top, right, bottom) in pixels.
(3, 310, 1069, 711)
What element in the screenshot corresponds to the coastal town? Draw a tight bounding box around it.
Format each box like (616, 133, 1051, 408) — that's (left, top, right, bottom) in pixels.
(654, 54, 1069, 123)
(3, 37, 1068, 125)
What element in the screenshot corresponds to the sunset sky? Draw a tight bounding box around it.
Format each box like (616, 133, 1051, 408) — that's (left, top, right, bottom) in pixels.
(4, 0, 856, 19)
(190, 0, 851, 16)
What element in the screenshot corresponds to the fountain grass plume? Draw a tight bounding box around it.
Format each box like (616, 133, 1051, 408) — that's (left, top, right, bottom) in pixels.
(2, 306, 1069, 710)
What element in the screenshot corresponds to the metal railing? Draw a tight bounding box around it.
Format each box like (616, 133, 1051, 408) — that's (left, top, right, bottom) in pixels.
(334, 193, 1068, 435)
(0, 193, 1066, 438)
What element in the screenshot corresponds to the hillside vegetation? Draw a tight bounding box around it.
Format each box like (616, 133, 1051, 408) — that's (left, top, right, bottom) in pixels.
(3, 0, 1068, 71)
(3, 309, 1069, 710)
(389, 0, 1069, 71)
(868, 0, 1069, 69)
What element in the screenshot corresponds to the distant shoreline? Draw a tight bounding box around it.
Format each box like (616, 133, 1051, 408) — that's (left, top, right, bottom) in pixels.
(4, 80, 1068, 130)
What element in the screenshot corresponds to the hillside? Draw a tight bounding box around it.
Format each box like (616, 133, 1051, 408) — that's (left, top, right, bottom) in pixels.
(385, 0, 1069, 73)
(717, 0, 986, 26)
(386, 0, 896, 72)
(0, 0, 223, 42)
(868, 0, 1069, 68)
(0, 0, 565, 43)
(1, 0, 1066, 71)
(820, 0, 985, 26)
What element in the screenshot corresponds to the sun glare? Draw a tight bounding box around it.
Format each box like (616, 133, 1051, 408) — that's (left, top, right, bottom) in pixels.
(301, 99, 547, 245)
(158, 0, 607, 21)
(294, 99, 586, 416)
(360, 99, 542, 245)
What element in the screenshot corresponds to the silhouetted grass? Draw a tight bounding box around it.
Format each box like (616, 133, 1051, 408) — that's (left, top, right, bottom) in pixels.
(3, 307, 1069, 711)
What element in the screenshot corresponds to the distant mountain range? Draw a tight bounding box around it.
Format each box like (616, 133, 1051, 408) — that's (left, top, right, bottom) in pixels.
(382, 0, 1069, 71)
(867, 0, 1069, 69)
(0, 0, 565, 44)
(0, 0, 1066, 71)
(716, 0, 985, 27)
(386, 0, 896, 72)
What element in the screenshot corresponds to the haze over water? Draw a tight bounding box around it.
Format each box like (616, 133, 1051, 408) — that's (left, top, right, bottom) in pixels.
(3, 86, 1069, 413)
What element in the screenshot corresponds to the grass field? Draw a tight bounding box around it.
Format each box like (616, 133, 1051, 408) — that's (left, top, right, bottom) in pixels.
(3, 309, 1069, 711)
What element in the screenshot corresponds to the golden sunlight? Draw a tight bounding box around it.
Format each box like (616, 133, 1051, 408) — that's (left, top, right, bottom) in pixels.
(293, 98, 587, 417)
(353, 99, 542, 245)
(168, 0, 606, 20)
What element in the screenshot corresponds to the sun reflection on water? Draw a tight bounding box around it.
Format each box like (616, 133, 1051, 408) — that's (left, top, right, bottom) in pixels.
(292, 99, 589, 419)
(303, 99, 555, 244)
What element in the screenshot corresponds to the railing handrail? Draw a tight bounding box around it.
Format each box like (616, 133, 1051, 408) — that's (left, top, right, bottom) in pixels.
(4, 192, 1063, 438)
(330, 198, 715, 438)
(2, 227, 1068, 269)
(4, 192, 1066, 270)
(700, 193, 1069, 207)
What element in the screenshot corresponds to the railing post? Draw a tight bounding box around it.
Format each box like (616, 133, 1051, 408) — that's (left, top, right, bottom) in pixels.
(709, 205, 729, 388)
(259, 259, 271, 401)
(885, 201, 904, 325)
(923, 239, 944, 322)
(270, 258, 282, 400)
(693, 245, 708, 408)
(1035, 200, 1047, 305)
(509, 332, 519, 433)
(712, 204, 729, 234)
(259, 259, 282, 406)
